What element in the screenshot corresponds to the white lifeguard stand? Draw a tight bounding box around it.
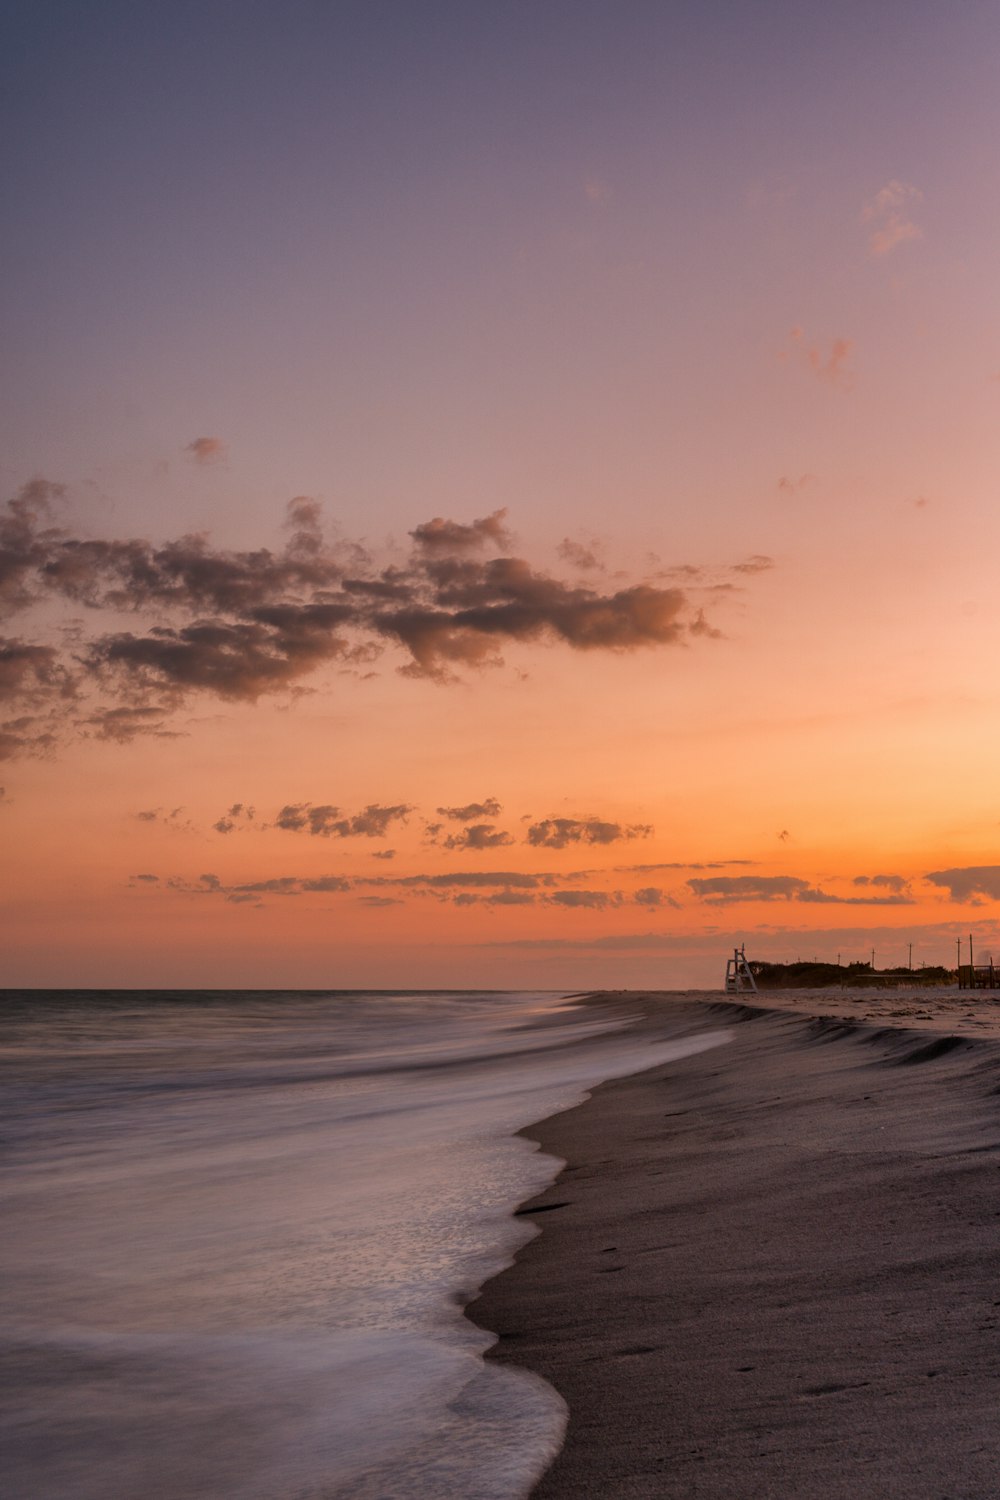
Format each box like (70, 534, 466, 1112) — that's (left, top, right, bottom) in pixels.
(725, 944, 757, 993)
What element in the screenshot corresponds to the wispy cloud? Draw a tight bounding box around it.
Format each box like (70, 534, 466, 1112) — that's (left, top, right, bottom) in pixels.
(557, 537, 604, 572)
(620, 859, 758, 873)
(549, 889, 617, 909)
(483, 919, 996, 962)
(132, 805, 194, 832)
(583, 177, 611, 206)
(166, 871, 354, 904)
(853, 873, 909, 894)
(85, 704, 182, 743)
(139, 861, 674, 913)
(689, 874, 913, 905)
(777, 473, 816, 497)
(783, 327, 855, 391)
(863, 180, 923, 257)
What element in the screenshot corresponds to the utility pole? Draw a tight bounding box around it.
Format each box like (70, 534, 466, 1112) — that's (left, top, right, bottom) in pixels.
(908, 941, 912, 970)
(871, 947, 875, 972)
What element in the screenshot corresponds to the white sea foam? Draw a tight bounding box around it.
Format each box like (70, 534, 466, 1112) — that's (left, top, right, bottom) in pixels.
(1, 990, 726, 1497)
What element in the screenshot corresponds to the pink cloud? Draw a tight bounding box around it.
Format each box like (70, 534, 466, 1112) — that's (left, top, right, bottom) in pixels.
(863, 180, 923, 258)
(783, 327, 855, 392)
(185, 436, 228, 466)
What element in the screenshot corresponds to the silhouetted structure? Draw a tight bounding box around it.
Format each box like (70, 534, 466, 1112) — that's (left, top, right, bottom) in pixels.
(725, 945, 757, 993)
(959, 960, 999, 990)
(747, 960, 954, 990)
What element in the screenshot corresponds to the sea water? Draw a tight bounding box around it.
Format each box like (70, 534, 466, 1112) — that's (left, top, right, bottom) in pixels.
(1, 989, 723, 1498)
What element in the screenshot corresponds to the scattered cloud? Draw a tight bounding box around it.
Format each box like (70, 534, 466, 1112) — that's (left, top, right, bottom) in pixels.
(185, 436, 228, 466)
(439, 822, 515, 851)
(0, 711, 58, 760)
(213, 802, 255, 834)
(783, 327, 855, 391)
(557, 537, 604, 571)
(853, 873, 909, 894)
(93, 612, 354, 703)
(795, 887, 913, 907)
(690, 874, 810, 902)
(688, 608, 723, 640)
(526, 817, 653, 849)
(863, 180, 923, 257)
(275, 803, 340, 835)
(485, 889, 536, 907)
(410, 508, 512, 552)
(777, 474, 816, 497)
(385, 563, 699, 679)
(0, 639, 73, 704)
(368, 869, 543, 891)
(634, 886, 679, 909)
(132, 805, 191, 830)
(151, 861, 681, 911)
(0, 479, 67, 617)
(275, 802, 411, 838)
(346, 804, 412, 837)
(436, 797, 502, 821)
(0, 489, 737, 754)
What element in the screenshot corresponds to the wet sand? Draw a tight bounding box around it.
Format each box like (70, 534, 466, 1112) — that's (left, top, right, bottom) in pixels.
(470, 990, 1000, 1498)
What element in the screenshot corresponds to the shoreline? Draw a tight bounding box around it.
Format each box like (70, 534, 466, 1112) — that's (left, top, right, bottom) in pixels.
(469, 990, 1000, 1498)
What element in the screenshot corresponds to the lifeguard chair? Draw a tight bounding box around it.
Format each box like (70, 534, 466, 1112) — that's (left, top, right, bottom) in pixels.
(725, 944, 757, 993)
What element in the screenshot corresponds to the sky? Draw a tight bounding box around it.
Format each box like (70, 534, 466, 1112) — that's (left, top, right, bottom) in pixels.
(3, 0, 1000, 988)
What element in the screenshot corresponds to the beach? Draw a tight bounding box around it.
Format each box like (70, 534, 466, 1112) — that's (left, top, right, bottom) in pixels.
(1, 988, 722, 1500)
(471, 989, 1000, 1498)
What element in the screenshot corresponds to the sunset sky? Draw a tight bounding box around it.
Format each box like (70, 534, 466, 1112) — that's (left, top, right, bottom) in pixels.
(3, 1, 1000, 988)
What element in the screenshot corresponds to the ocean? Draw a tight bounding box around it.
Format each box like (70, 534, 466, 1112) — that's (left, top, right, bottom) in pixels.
(1, 989, 722, 1498)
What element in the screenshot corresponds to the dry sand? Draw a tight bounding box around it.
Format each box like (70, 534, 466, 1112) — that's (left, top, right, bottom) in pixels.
(470, 989, 1000, 1498)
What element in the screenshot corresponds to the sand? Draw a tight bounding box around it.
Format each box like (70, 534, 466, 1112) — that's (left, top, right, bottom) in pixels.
(470, 990, 1000, 1498)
